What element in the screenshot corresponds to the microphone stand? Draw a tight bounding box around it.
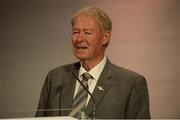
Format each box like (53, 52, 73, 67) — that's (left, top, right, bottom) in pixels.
(72, 71, 96, 120)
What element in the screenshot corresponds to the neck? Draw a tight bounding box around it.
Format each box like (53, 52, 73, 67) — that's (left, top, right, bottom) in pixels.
(81, 55, 105, 71)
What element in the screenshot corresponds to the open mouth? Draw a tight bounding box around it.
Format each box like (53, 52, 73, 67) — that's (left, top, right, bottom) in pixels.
(76, 45, 88, 49)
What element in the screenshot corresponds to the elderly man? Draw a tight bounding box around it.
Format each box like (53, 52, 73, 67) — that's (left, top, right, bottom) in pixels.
(36, 6, 151, 119)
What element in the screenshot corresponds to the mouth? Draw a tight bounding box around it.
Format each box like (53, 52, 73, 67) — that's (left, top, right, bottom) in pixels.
(76, 45, 88, 49)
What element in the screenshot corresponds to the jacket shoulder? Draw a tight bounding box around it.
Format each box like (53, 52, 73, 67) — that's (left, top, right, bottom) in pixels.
(44, 62, 80, 87)
(45, 62, 79, 82)
(110, 63, 145, 80)
(49, 62, 79, 74)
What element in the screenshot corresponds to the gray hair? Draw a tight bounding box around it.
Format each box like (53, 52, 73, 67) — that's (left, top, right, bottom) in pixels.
(71, 7, 112, 47)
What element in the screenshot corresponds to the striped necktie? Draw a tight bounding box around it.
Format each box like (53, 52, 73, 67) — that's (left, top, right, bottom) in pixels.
(69, 72, 92, 118)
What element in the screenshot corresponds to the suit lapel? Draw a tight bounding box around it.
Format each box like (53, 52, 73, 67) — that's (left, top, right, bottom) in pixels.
(60, 62, 80, 116)
(85, 59, 113, 116)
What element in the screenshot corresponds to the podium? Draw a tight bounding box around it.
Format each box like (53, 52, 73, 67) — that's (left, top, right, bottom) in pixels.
(0, 109, 86, 119)
(3, 116, 77, 120)
(0, 109, 77, 120)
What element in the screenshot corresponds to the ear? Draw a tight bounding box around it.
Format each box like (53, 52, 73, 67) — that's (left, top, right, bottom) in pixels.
(102, 31, 111, 46)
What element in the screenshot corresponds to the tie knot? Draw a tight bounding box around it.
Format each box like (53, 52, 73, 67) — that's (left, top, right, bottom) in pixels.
(82, 72, 93, 81)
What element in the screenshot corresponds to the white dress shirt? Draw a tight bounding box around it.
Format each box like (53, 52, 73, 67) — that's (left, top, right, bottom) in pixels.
(73, 56, 107, 106)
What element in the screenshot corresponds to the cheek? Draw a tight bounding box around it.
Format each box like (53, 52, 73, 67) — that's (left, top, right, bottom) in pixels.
(92, 37, 103, 47)
(71, 36, 76, 45)
(89, 41, 101, 53)
(72, 34, 76, 40)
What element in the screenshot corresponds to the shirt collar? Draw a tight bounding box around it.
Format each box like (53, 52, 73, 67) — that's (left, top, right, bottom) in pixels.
(79, 56, 107, 80)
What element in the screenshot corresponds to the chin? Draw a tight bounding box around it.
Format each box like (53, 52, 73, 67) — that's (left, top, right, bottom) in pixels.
(74, 54, 88, 60)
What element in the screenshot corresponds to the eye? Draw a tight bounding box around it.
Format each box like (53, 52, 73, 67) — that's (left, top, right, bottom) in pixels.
(85, 31, 92, 35)
(72, 30, 79, 35)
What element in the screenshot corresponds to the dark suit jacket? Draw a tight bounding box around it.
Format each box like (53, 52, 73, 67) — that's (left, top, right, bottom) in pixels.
(36, 59, 150, 119)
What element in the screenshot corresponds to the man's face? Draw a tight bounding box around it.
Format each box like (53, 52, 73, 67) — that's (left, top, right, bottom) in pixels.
(72, 16, 109, 62)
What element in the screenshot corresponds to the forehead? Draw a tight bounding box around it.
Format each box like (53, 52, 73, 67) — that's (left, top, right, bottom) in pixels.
(73, 15, 99, 28)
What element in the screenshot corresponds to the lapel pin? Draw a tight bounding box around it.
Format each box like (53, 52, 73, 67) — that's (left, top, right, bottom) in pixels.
(97, 86, 104, 91)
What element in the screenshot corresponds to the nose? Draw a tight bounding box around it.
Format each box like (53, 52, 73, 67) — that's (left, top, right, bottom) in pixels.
(76, 32, 84, 42)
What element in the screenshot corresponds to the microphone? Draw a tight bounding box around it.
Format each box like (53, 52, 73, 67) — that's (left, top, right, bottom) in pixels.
(72, 65, 96, 120)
